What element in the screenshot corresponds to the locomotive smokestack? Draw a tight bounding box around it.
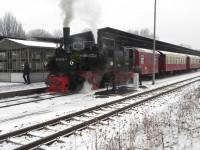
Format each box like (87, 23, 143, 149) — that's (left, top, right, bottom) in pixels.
(63, 27, 70, 51)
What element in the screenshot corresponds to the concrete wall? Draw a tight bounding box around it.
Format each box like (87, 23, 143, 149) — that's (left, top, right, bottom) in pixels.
(29, 72, 49, 82)
(0, 73, 11, 82)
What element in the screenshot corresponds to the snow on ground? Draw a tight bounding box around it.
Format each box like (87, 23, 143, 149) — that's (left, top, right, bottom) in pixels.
(47, 77, 200, 150)
(0, 71, 199, 149)
(0, 82, 46, 93)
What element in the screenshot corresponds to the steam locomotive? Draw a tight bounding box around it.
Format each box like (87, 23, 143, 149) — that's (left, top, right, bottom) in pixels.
(46, 27, 200, 93)
(46, 27, 136, 92)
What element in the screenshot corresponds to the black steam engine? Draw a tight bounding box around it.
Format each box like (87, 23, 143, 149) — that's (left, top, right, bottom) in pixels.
(46, 27, 134, 92)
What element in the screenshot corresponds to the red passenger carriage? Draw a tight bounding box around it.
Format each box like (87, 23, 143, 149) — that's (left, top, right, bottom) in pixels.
(159, 51, 187, 73)
(126, 48, 160, 75)
(187, 55, 200, 70)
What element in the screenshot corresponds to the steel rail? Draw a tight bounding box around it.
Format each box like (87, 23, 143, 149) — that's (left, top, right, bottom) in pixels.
(15, 77, 200, 150)
(0, 94, 64, 108)
(0, 93, 54, 104)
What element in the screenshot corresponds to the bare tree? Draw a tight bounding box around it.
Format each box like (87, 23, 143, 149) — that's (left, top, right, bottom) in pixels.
(127, 29, 139, 35)
(140, 28, 153, 38)
(0, 12, 25, 38)
(128, 28, 159, 39)
(180, 43, 192, 49)
(27, 29, 52, 38)
(0, 19, 3, 36)
(52, 29, 63, 38)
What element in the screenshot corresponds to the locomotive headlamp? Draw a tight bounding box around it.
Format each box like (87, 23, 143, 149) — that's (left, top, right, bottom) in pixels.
(70, 60, 75, 66)
(110, 61, 114, 66)
(44, 61, 47, 67)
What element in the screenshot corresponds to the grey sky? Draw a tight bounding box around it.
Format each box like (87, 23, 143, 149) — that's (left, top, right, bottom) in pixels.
(0, 0, 199, 49)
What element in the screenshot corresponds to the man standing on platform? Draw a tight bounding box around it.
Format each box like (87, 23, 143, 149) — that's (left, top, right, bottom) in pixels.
(23, 61, 31, 84)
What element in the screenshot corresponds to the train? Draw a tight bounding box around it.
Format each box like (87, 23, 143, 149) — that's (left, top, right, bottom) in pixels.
(46, 27, 200, 93)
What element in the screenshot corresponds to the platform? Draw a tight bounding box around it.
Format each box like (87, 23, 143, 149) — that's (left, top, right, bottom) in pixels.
(0, 82, 47, 98)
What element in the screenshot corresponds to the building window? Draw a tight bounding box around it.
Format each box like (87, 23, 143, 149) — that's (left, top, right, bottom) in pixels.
(11, 50, 22, 72)
(0, 52, 6, 60)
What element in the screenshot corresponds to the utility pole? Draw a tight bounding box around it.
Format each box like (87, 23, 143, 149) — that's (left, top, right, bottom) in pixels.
(152, 0, 157, 85)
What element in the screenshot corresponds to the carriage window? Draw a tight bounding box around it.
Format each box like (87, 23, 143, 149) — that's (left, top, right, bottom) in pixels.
(155, 56, 158, 64)
(168, 56, 170, 64)
(167, 56, 169, 64)
(141, 55, 144, 64)
(170, 56, 172, 64)
(174, 56, 176, 64)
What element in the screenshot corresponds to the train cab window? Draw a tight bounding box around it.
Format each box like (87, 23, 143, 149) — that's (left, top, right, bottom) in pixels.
(141, 55, 144, 64)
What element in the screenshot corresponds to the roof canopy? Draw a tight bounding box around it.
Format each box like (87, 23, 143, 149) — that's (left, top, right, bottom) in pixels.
(98, 27, 200, 56)
(0, 38, 57, 50)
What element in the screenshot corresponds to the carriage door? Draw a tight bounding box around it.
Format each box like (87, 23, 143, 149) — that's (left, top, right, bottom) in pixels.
(186, 56, 190, 70)
(129, 49, 134, 70)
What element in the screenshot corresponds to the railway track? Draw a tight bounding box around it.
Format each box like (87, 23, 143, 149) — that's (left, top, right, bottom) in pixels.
(0, 93, 64, 108)
(0, 76, 200, 150)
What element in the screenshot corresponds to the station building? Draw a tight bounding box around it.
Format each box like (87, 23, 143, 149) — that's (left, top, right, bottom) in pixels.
(0, 38, 57, 82)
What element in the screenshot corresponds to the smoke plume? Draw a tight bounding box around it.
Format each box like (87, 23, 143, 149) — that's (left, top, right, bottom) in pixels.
(59, 0, 101, 41)
(60, 0, 76, 27)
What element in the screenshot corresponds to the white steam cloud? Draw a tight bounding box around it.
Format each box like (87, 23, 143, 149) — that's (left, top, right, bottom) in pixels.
(60, 0, 101, 41)
(75, 0, 101, 41)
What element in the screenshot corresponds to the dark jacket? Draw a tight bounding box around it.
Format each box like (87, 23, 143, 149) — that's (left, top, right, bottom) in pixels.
(134, 66, 142, 74)
(23, 62, 30, 74)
